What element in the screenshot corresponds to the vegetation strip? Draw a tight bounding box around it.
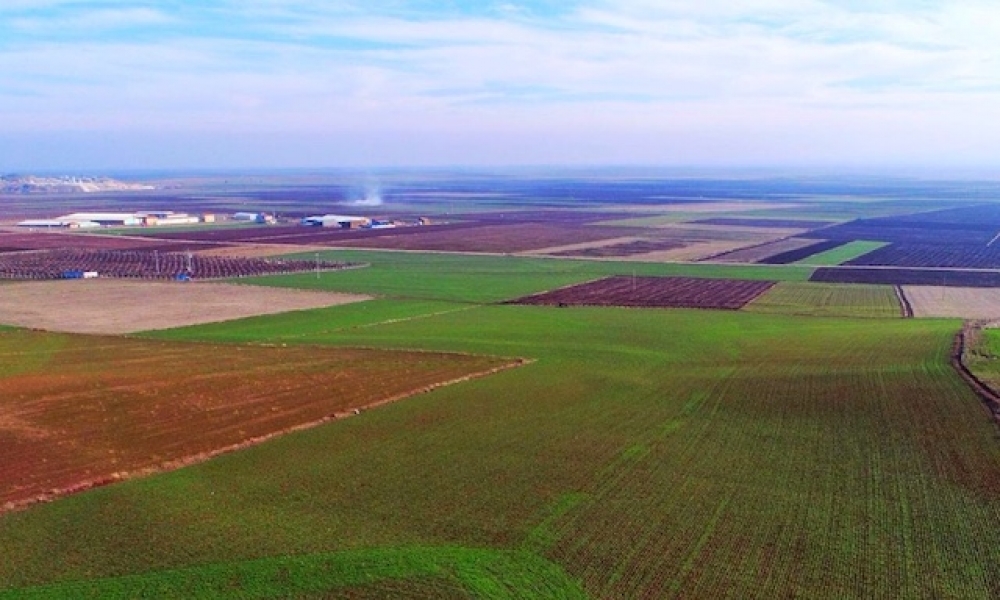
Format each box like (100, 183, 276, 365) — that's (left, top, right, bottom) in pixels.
(951, 322, 1000, 421)
(743, 282, 903, 319)
(0, 547, 587, 599)
(793, 240, 887, 266)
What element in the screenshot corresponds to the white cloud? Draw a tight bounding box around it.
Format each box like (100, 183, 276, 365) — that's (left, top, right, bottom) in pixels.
(1, 1, 999, 167)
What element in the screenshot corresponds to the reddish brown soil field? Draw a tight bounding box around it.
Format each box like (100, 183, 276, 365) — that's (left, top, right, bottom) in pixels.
(335, 224, 644, 253)
(509, 276, 777, 309)
(548, 239, 687, 257)
(811, 267, 1000, 287)
(0, 249, 355, 280)
(0, 330, 514, 510)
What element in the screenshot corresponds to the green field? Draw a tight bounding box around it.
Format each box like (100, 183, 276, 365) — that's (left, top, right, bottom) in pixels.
(793, 240, 887, 266)
(242, 249, 813, 303)
(744, 281, 902, 318)
(964, 327, 1000, 391)
(4, 295, 1000, 597)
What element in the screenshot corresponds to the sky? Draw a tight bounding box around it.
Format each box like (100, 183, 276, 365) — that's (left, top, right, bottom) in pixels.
(1, 1, 999, 172)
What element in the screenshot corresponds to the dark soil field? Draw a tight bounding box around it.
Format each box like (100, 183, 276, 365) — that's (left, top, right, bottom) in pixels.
(801, 204, 1000, 246)
(0, 249, 354, 280)
(509, 276, 776, 309)
(811, 267, 1000, 287)
(701, 237, 821, 263)
(548, 239, 687, 257)
(335, 223, 645, 253)
(757, 240, 847, 264)
(0, 329, 511, 511)
(845, 243, 1000, 269)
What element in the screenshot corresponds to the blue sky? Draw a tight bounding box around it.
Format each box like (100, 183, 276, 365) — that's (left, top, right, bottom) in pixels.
(2, 1, 998, 171)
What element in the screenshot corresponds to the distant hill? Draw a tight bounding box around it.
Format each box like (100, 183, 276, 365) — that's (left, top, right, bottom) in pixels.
(0, 174, 155, 194)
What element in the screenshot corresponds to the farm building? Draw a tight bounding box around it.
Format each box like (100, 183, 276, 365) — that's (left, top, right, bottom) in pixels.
(17, 219, 101, 229)
(57, 213, 141, 227)
(301, 215, 371, 228)
(233, 212, 276, 224)
(137, 212, 201, 226)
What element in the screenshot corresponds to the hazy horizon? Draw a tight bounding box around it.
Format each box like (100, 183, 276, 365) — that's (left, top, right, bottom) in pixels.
(3, 2, 999, 173)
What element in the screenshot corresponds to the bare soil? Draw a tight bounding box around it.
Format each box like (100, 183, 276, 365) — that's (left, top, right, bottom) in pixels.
(0, 330, 516, 511)
(0, 279, 371, 334)
(902, 286, 1000, 319)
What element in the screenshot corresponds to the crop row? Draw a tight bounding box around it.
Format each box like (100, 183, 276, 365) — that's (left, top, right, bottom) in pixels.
(509, 276, 776, 309)
(0, 249, 354, 280)
(743, 282, 903, 318)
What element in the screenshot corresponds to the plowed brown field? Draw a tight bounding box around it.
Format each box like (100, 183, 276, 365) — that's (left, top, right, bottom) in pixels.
(0, 330, 515, 511)
(509, 276, 776, 309)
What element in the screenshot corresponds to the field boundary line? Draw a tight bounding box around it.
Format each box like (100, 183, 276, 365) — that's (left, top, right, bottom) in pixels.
(894, 285, 913, 318)
(950, 321, 1000, 423)
(266, 304, 483, 341)
(0, 357, 532, 516)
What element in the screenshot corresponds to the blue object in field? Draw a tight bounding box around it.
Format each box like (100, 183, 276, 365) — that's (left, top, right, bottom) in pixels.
(175, 273, 191, 282)
(62, 270, 84, 279)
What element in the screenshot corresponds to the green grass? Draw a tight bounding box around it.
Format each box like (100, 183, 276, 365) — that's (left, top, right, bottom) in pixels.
(238, 249, 813, 303)
(144, 298, 467, 342)
(794, 240, 887, 266)
(2, 547, 586, 599)
(744, 282, 902, 318)
(5, 305, 999, 598)
(964, 327, 1000, 392)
